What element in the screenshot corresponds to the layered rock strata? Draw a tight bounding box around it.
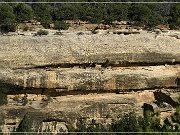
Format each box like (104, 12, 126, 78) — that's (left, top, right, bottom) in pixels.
(0, 30, 180, 133)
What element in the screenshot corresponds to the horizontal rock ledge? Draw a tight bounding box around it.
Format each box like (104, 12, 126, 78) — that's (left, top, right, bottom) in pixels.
(0, 65, 179, 91)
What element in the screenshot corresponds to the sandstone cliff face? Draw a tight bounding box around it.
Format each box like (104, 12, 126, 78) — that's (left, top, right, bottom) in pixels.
(0, 65, 179, 91)
(0, 30, 180, 133)
(0, 30, 179, 90)
(0, 91, 179, 133)
(0, 31, 179, 69)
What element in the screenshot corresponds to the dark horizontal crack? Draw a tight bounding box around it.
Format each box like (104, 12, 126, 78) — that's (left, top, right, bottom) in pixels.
(6, 86, 180, 97)
(5, 122, 16, 125)
(12, 61, 180, 70)
(42, 119, 66, 122)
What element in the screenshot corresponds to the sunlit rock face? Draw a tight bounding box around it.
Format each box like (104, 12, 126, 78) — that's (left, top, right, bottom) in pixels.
(0, 66, 179, 91)
(0, 30, 180, 133)
(0, 31, 180, 69)
(0, 31, 179, 90)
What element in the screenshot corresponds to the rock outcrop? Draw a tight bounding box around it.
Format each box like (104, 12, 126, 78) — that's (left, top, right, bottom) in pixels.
(0, 31, 179, 69)
(0, 30, 179, 90)
(0, 30, 180, 133)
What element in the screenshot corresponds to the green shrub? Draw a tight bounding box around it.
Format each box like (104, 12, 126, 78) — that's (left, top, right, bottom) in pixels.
(76, 118, 87, 132)
(0, 90, 7, 106)
(41, 18, 52, 29)
(170, 107, 180, 132)
(16, 115, 32, 132)
(35, 29, 48, 36)
(54, 21, 69, 31)
(66, 123, 76, 132)
(111, 112, 139, 133)
(169, 23, 178, 30)
(0, 24, 16, 33)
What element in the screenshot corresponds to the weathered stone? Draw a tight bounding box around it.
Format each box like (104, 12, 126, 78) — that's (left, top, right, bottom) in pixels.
(0, 66, 179, 90)
(0, 30, 180, 133)
(0, 31, 179, 69)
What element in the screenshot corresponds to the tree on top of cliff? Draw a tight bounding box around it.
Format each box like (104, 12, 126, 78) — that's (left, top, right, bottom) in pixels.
(169, 4, 180, 29)
(32, 3, 53, 28)
(13, 3, 33, 23)
(0, 4, 16, 33)
(129, 4, 161, 28)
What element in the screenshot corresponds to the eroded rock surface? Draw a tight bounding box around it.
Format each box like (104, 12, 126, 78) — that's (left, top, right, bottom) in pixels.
(0, 30, 180, 133)
(0, 31, 179, 69)
(0, 65, 179, 91)
(0, 30, 180, 90)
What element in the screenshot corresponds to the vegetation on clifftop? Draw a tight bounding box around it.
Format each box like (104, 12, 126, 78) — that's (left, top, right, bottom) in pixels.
(0, 1, 179, 32)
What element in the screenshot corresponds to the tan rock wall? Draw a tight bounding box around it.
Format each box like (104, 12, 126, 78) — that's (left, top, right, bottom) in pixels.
(1, 66, 179, 91)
